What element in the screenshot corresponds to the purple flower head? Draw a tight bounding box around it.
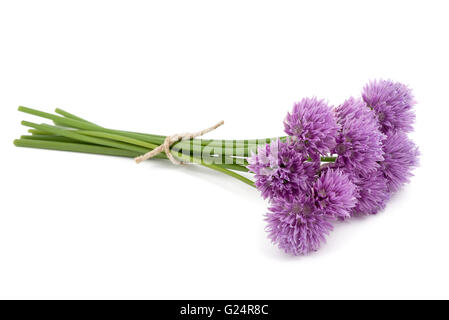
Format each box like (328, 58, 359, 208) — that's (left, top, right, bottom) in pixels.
(266, 195, 333, 255)
(334, 98, 386, 176)
(312, 168, 357, 219)
(284, 97, 339, 161)
(362, 79, 416, 133)
(350, 170, 390, 216)
(247, 140, 315, 200)
(381, 131, 420, 193)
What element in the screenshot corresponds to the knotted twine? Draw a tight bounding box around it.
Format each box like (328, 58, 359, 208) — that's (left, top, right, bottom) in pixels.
(134, 120, 224, 165)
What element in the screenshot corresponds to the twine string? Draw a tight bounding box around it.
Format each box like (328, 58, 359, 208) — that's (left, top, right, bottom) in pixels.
(134, 120, 224, 165)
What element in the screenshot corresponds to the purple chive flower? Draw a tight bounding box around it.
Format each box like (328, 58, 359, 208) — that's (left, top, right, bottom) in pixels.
(350, 170, 390, 216)
(312, 168, 357, 219)
(362, 79, 416, 133)
(381, 131, 420, 193)
(334, 98, 386, 176)
(284, 97, 339, 161)
(266, 195, 333, 255)
(247, 140, 315, 200)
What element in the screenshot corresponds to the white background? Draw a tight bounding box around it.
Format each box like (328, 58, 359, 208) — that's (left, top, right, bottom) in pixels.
(0, 0, 448, 299)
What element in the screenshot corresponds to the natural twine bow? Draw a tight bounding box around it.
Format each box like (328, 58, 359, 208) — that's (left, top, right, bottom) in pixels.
(134, 120, 224, 165)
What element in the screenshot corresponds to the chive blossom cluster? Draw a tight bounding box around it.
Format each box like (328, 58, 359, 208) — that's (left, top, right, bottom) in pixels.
(247, 80, 419, 255)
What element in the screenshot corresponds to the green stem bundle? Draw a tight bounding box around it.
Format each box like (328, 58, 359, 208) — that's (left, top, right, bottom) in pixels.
(14, 106, 337, 187)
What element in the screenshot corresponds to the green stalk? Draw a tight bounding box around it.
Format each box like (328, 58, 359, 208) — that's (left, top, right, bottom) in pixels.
(321, 156, 337, 162)
(54, 108, 98, 125)
(75, 130, 158, 150)
(29, 129, 53, 135)
(21, 134, 91, 144)
(14, 138, 140, 158)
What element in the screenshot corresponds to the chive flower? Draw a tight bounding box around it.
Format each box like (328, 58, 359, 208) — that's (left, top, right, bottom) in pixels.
(380, 131, 420, 193)
(247, 140, 315, 201)
(312, 168, 357, 219)
(266, 168, 356, 255)
(362, 79, 416, 133)
(284, 97, 339, 161)
(266, 195, 334, 255)
(334, 97, 385, 176)
(350, 170, 390, 216)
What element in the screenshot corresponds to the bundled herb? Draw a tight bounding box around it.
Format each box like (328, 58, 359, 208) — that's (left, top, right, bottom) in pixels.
(14, 79, 419, 255)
